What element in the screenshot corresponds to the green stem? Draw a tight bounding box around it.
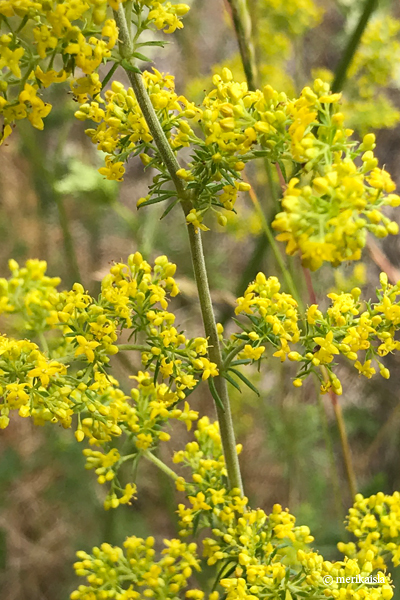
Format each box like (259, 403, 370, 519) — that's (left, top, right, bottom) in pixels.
(114, 5, 244, 494)
(314, 380, 344, 523)
(331, 393, 357, 499)
(264, 157, 279, 211)
(331, 0, 378, 93)
(55, 194, 82, 284)
(225, 0, 257, 90)
(187, 227, 244, 493)
(142, 450, 179, 481)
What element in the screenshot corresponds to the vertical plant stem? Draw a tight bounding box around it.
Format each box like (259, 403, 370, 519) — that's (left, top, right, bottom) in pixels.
(225, 0, 257, 90)
(315, 384, 344, 523)
(302, 267, 317, 305)
(331, 0, 378, 93)
(187, 225, 244, 494)
(114, 5, 244, 494)
(55, 194, 82, 284)
(331, 392, 357, 499)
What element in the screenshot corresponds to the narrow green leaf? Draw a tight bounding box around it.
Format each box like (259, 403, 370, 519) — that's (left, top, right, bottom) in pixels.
(277, 158, 287, 182)
(101, 62, 118, 89)
(153, 359, 160, 383)
(136, 40, 167, 48)
(137, 196, 166, 208)
(232, 317, 251, 332)
(132, 51, 151, 62)
(212, 560, 237, 592)
(208, 378, 225, 412)
(230, 359, 251, 366)
(229, 367, 260, 396)
(121, 59, 141, 74)
(223, 372, 242, 393)
(192, 512, 202, 537)
(160, 197, 180, 220)
(183, 379, 201, 399)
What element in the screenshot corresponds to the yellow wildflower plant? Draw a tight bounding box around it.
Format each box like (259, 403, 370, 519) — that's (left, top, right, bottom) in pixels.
(339, 492, 400, 569)
(227, 271, 400, 396)
(0, 0, 190, 143)
(71, 66, 400, 268)
(1, 1, 400, 270)
(3, 2, 400, 599)
(72, 416, 396, 600)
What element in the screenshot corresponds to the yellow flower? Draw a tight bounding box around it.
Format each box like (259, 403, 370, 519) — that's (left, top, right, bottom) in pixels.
(313, 331, 339, 364)
(28, 359, 66, 387)
(354, 359, 376, 378)
(186, 209, 209, 232)
(240, 344, 265, 361)
(5, 383, 30, 409)
(35, 67, 68, 88)
(75, 335, 100, 362)
(19, 84, 52, 130)
(99, 157, 125, 181)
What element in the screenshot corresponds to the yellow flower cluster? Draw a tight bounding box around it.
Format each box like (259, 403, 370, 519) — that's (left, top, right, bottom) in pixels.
(0, 254, 219, 388)
(74, 415, 398, 600)
(145, 0, 190, 34)
(0, 254, 224, 506)
(168, 419, 394, 600)
(0, 334, 197, 509)
(282, 79, 399, 254)
(339, 492, 400, 570)
(0, 335, 68, 429)
(82, 369, 199, 507)
(0, 259, 60, 333)
(233, 271, 400, 396)
(110, 67, 398, 256)
(198, 69, 397, 269)
(0, 0, 119, 140)
(191, 73, 398, 264)
(235, 272, 300, 365)
(71, 536, 209, 600)
(173, 417, 246, 536)
(100, 253, 219, 388)
(77, 368, 198, 508)
(0, 0, 189, 143)
(75, 70, 200, 181)
(273, 128, 399, 270)
(2, 263, 400, 600)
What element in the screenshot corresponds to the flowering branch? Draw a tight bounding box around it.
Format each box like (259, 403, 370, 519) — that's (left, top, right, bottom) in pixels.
(114, 4, 244, 495)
